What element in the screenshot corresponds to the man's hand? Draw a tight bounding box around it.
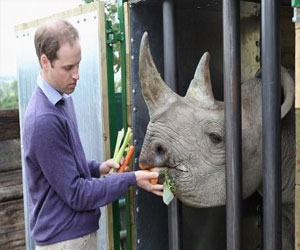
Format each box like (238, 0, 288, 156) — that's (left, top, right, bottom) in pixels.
(100, 158, 129, 175)
(99, 159, 119, 174)
(135, 170, 164, 196)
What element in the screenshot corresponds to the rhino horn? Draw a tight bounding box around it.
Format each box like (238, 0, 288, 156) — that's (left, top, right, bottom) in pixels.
(139, 32, 178, 117)
(185, 52, 216, 108)
(280, 66, 295, 119)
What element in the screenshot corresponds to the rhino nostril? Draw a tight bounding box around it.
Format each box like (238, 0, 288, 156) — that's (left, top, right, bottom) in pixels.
(156, 145, 165, 155)
(153, 142, 167, 167)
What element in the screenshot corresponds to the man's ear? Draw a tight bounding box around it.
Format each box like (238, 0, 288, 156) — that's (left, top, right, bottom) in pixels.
(40, 54, 50, 70)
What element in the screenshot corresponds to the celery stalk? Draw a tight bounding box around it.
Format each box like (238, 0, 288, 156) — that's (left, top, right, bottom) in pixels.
(113, 128, 124, 161)
(114, 127, 132, 164)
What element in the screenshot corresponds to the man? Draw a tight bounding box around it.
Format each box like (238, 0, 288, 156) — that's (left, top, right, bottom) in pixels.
(23, 19, 163, 250)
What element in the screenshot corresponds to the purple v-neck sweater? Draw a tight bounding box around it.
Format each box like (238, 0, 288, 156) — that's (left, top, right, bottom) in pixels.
(23, 86, 136, 245)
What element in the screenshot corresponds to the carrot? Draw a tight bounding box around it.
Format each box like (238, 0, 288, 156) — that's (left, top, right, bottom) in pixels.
(143, 170, 158, 184)
(117, 146, 135, 173)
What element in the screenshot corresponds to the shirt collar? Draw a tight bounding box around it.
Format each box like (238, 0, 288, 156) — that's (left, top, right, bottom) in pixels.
(37, 74, 70, 105)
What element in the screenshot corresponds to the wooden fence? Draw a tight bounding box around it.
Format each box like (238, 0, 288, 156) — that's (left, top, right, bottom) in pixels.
(0, 109, 25, 249)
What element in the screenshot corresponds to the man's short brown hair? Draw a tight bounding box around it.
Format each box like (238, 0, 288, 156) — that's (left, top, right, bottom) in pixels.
(34, 19, 79, 66)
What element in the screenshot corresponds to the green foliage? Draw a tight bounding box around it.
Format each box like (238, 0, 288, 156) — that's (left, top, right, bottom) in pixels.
(0, 80, 19, 109)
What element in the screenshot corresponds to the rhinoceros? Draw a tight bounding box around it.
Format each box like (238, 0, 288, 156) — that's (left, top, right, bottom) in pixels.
(138, 32, 295, 249)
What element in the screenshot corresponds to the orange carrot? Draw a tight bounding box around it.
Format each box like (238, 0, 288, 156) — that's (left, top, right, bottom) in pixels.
(117, 146, 135, 173)
(143, 170, 158, 184)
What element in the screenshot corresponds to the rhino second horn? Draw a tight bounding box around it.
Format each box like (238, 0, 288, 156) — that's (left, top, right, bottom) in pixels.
(139, 32, 178, 118)
(185, 52, 216, 108)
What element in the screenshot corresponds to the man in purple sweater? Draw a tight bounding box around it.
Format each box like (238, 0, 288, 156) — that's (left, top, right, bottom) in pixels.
(23, 19, 163, 250)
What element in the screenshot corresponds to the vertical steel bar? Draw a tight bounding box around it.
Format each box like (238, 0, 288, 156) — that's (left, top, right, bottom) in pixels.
(223, 0, 243, 249)
(163, 1, 181, 250)
(163, 0, 177, 90)
(261, 1, 282, 250)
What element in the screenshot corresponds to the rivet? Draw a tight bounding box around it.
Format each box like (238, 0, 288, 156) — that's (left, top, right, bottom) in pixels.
(131, 55, 134, 60)
(133, 107, 137, 112)
(136, 207, 139, 212)
(134, 139, 138, 145)
(134, 158, 138, 164)
(132, 89, 136, 94)
(131, 38, 134, 43)
(137, 239, 141, 244)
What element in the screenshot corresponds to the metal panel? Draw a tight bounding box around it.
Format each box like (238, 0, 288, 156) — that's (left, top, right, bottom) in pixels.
(16, 9, 109, 250)
(130, 1, 262, 250)
(130, 3, 169, 250)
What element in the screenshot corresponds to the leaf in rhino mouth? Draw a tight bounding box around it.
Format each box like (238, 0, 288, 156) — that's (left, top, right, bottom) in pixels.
(161, 169, 176, 205)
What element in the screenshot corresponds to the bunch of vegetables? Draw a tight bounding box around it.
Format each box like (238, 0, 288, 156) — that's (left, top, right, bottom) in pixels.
(111, 127, 134, 173)
(112, 128, 176, 205)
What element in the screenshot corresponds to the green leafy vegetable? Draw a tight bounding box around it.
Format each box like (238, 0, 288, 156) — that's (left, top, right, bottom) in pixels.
(161, 169, 176, 205)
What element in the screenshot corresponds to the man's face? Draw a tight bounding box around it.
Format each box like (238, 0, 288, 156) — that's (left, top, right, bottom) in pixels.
(42, 40, 81, 95)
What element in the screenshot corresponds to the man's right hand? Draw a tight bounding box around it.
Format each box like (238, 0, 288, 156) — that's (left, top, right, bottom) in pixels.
(134, 170, 164, 196)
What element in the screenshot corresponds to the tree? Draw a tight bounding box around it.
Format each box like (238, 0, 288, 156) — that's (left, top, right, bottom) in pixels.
(0, 80, 19, 109)
(83, 0, 122, 92)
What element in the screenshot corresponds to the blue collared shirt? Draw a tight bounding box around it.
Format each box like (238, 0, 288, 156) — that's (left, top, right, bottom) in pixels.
(37, 74, 69, 105)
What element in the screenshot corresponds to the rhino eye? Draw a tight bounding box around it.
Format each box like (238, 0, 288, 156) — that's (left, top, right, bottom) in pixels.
(208, 132, 222, 144)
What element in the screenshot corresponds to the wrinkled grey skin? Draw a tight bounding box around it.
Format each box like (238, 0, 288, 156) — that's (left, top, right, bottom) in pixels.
(138, 32, 295, 249)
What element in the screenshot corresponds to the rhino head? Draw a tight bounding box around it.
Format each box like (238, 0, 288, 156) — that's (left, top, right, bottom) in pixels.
(138, 32, 294, 208)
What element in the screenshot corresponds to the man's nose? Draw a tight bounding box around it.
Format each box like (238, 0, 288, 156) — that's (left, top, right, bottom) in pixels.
(73, 72, 79, 80)
(72, 67, 79, 80)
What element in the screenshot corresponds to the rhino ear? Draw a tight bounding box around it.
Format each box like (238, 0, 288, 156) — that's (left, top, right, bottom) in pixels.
(281, 66, 295, 119)
(185, 52, 216, 108)
(139, 32, 178, 117)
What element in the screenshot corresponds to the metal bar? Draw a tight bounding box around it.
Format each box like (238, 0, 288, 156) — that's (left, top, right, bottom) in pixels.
(163, 0, 177, 90)
(261, 1, 282, 250)
(163, 1, 181, 250)
(223, 0, 243, 249)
